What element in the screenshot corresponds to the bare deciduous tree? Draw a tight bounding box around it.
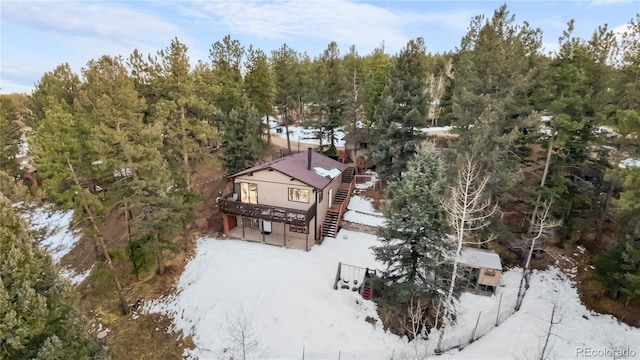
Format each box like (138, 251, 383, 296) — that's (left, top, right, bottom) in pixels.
(436, 154, 497, 353)
(516, 201, 561, 311)
(539, 299, 563, 360)
(399, 296, 430, 360)
(224, 307, 259, 360)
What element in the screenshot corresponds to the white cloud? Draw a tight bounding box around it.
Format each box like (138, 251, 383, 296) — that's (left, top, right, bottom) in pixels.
(589, 0, 635, 6)
(176, 1, 473, 54)
(2, 1, 182, 47)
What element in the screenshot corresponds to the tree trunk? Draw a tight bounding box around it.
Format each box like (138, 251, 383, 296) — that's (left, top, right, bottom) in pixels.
(284, 109, 292, 154)
(154, 232, 166, 275)
(183, 151, 191, 190)
(66, 155, 130, 315)
(265, 113, 271, 144)
(529, 139, 554, 234)
(595, 183, 613, 242)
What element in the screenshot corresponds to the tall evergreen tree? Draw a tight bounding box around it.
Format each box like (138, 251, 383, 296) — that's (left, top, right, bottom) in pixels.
(449, 5, 543, 205)
(30, 98, 130, 315)
(373, 142, 453, 304)
(0, 189, 99, 360)
(370, 38, 430, 183)
(30, 63, 80, 129)
(0, 100, 22, 177)
(271, 44, 300, 154)
(363, 46, 391, 126)
(220, 99, 263, 175)
(244, 45, 276, 142)
(210, 35, 245, 115)
(314, 41, 348, 154)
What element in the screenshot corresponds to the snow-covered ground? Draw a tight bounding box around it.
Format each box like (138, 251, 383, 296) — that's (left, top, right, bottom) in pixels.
(619, 157, 640, 169)
(271, 125, 346, 148)
(147, 227, 640, 359)
(344, 195, 386, 227)
(21, 204, 91, 284)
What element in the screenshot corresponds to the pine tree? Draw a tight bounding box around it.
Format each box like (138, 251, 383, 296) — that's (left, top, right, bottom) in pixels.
(30, 98, 130, 315)
(271, 44, 301, 154)
(449, 5, 543, 205)
(210, 35, 245, 115)
(0, 190, 99, 359)
(312, 42, 348, 155)
(0, 105, 21, 177)
(370, 38, 430, 183)
(30, 63, 80, 129)
(244, 45, 276, 142)
(221, 100, 263, 175)
(535, 21, 618, 243)
(373, 142, 453, 305)
(363, 45, 391, 127)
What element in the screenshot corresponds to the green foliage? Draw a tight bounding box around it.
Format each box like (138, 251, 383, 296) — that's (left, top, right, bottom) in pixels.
(0, 193, 98, 359)
(449, 4, 543, 205)
(373, 143, 454, 305)
(370, 38, 430, 183)
(311, 42, 348, 149)
(594, 238, 640, 302)
(362, 46, 391, 126)
(220, 100, 263, 175)
(0, 111, 21, 177)
(210, 35, 245, 115)
(30, 63, 80, 129)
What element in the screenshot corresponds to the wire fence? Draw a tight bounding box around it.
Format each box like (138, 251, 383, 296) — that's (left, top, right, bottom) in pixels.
(297, 269, 532, 359)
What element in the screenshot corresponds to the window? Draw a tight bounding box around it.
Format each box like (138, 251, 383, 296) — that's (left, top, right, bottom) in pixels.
(240, 182, 258, 204)
(289, 224, 307, 234)
(243, 217, 259, 229)
(288, 188, 310, 203)
(318, 190, 323, 203)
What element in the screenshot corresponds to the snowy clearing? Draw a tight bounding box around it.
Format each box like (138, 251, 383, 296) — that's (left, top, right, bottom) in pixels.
(21, 204, 90, 284)
(22, 205, 79, 263)
(271, 125, 346, 147)
(147, 226, 640, 359)
(344, 195, 386, 227)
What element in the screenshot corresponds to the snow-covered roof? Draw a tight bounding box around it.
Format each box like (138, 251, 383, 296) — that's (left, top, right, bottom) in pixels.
(458, 247, 502, 270)
(314, 166, 341, 179)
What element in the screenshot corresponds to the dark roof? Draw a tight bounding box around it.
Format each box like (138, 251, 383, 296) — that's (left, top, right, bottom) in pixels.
(231, 150, 348, 190)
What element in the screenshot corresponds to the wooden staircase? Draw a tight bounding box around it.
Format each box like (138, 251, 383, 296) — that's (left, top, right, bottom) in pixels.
(321, 165, 356, 239)
(322, 211, 340, 239)
(342, 166, 354, 183)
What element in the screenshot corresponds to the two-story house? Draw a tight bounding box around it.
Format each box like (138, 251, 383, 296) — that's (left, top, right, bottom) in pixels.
(218, 148, 355, 251)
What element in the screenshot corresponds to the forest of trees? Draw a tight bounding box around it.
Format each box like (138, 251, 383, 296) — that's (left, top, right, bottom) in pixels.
(1, 4, 640, 357)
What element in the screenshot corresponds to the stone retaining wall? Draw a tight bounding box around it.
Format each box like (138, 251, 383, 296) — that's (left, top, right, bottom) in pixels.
(339, 220, 379, 235)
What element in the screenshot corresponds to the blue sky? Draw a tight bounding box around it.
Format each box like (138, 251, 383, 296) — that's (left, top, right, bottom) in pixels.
(1, 0, 638, 94)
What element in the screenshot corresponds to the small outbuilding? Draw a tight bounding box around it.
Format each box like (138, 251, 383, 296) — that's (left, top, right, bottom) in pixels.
(458, 247, 503, 295)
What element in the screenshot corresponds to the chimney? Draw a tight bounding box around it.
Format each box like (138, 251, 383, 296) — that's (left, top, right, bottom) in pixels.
(307, 147, 312, 170)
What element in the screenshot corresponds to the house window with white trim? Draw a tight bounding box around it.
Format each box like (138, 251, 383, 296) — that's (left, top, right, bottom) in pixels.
(240, 182, 258, 204)
(288, 187, 309, 203)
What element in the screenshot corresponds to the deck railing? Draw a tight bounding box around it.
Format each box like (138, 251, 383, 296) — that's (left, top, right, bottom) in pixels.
(218, 194, 316, 227)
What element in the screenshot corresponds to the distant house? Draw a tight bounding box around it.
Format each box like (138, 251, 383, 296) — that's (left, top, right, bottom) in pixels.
(458, 247, 503, 295)
(218, 148, 355, 251)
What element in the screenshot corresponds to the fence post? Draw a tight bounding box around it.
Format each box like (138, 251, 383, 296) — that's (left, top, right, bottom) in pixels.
(495, 293, 503, 326)
(470, 311, 481, 343)
(302, 345, 305, 360)
(338, 350, 341, 360)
